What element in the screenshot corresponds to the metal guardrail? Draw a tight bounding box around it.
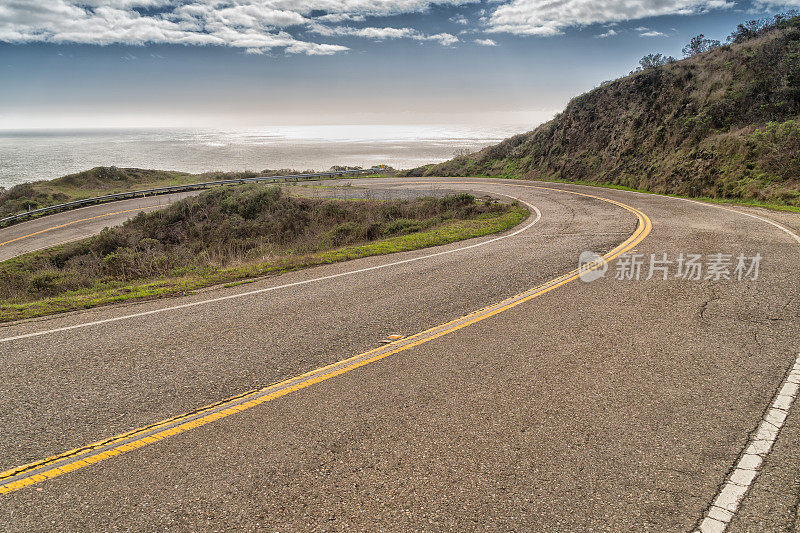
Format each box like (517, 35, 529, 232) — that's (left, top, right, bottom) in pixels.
(0, 168, 381, 228)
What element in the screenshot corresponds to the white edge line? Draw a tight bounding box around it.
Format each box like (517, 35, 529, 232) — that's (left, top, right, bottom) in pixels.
(580, 183, 800, 531)
(0, 196, 542, 344)
(677, 197, 800, 245)
(534, 180, 800, 532)
(695, 352, 800, 533)
(526, 179, 800, 244)
(454, 179, 800, 532)
(7, 179, 800, 530)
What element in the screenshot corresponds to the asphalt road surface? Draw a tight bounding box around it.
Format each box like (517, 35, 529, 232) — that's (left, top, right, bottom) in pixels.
(0, 177, 798, 532)
(0, 191, 200, 262)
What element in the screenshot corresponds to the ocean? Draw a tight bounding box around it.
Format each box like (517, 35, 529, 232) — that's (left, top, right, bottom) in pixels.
(0, 125, 523, 189)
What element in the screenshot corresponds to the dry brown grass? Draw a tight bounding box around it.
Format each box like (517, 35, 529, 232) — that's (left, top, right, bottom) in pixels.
(405, 15, 800, 207)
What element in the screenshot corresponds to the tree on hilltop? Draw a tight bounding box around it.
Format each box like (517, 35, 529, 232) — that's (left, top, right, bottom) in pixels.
(682, 34, 721, 57)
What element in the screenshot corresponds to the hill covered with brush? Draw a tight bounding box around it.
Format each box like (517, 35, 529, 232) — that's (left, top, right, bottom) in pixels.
(406, 14, 800, 207)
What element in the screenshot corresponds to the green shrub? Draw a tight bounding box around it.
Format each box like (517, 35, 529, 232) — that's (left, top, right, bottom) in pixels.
(0, 187, 512, 304)
(382, 218, 427, 236)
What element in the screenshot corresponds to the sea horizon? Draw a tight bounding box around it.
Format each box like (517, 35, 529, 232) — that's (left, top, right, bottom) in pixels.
(0, 124, 529, 188)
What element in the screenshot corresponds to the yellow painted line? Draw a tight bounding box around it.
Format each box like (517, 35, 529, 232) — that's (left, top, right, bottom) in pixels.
(0, 183, 651, 495)
(0, 204, 169, 248)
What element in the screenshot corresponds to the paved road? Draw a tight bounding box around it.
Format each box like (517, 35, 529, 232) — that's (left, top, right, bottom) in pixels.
(0, 178, 798, 531)
(0, 191, 199, 262)
(0, 184, 461, 262)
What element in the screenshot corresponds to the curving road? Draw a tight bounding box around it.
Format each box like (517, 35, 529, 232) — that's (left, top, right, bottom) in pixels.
(0, 177, 798, 532)
(0, 191, 201, 262)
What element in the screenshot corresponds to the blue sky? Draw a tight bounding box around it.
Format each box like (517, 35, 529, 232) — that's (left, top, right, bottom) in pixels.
(0, 0, 797, 131)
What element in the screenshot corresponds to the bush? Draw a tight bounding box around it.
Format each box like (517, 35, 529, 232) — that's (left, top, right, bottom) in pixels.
(683, 34, 721, 57)
(635, 53, 677, 72)
(728, 11, 800, 44)
(382, 218, 428, 236)
(0, 187, 510, 303)
(748, 119, 800, 175)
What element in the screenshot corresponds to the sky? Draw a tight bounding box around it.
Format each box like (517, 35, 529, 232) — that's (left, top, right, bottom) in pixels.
(0, 0, 798, 132)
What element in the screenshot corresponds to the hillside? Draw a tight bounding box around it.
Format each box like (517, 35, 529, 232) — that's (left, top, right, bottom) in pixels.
(406, 15, 800, 207)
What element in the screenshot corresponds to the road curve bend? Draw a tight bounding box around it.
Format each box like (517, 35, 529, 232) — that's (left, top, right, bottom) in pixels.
(0, 177, 798, 532)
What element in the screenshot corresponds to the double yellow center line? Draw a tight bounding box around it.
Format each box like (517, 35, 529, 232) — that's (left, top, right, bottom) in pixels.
(0, 205, 168, 249)
(0, 184, 651, 495)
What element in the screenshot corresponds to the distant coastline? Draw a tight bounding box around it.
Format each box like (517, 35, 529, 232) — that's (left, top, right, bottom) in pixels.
(0, 125, 521, 188)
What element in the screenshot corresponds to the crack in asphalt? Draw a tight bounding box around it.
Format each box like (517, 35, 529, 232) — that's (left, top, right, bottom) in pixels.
(699, 291, 721, 320)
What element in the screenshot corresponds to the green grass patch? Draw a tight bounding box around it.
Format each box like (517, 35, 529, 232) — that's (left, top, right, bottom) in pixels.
(0, 193, 526, 323)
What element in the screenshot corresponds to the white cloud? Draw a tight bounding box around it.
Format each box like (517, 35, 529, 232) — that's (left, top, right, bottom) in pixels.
(263, 0, 479, 18)
(0, 0, 480, 54)
(285, 41, 349, 55)
(429, 32, 458, 45)
(639, 30, 666, 36)
(486, 0, 734, 36)
(312, 25, 416, 39)
(751, 0, 800, 6)
(474, 38, 497, 45)
(450, 14, 469, 24)
(310, 24, 458, 46)
(596, 29, 618, 38)
(634, 26, 649, 31)
(314, 13, 366, 23)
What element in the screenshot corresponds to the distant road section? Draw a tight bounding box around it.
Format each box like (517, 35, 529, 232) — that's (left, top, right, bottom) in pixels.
(0, 191, 197, 261)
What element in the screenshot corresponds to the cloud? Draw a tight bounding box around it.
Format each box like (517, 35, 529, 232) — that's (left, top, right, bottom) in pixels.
(450, 14, 469, 25)
(0, 0, 480, 54)
(474, 38, 497, 45)
(311, 25, 415, 40)
(486, 0, 734, 36)
(639, 30, 666, 37)
(751, 0, 800, 6)
(596, 29, 618, 38)
(428, 32, 459, 46)
(310, 24, 458, 46)
(285, 41, 349, 55)
(313, 13, 366, 23)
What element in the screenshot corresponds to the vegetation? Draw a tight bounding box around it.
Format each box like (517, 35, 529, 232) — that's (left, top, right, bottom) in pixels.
(634, 53, 677, 73)
(682, 34, 721, 57)
(728, 11, 798, 43)
(403, 13, 800, 208)
(0, 185, 526, 322)
(0, 165, 385, 220)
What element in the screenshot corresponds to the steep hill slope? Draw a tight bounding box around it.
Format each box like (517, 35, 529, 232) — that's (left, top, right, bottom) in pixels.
(407, 16, 800, 207)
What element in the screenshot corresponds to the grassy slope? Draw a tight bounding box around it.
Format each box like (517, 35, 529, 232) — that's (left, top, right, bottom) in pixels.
(0, 166, 385, 219)
(405, 16, 800, 208)
(0, 188, 527, 322)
